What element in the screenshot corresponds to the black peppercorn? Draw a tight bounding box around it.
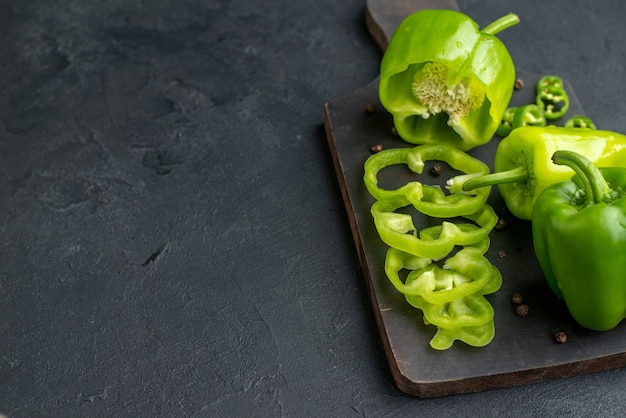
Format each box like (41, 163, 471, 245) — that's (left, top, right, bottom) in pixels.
(515, 304, 529, 317)
(553, 331, 568, 344)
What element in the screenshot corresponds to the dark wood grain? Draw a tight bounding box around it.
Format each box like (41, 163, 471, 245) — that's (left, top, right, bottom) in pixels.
(323, 0, 626, 398)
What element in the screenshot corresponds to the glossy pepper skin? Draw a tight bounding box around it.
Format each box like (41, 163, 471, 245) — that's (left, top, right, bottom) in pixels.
(447, 126, 626, 220)
(379, 10, 519, 151)
(532, 151, 626, 331)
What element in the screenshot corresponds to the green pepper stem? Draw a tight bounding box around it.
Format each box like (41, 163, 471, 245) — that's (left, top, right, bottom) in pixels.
(481, 13, 520, 36)
(551, 150, 613, 205)
(459, 166, 528, 192)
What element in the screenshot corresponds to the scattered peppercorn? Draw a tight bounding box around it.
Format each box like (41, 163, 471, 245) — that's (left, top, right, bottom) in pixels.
(553, 331, 568, 344)
(514, 78, 524, 90)
(495, 218, 506, 231)
(515, 304, 529, 317)
(430, 163, 442, 176)
(498, 250, 506, 258)
(511, 292, 523, 304)
(391, 126, 398, 136)
(365, 103, 376, 114)
(370, 144, 383, 153)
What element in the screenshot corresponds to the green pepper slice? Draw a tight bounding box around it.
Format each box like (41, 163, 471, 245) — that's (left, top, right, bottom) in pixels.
(384, 247, 492, 303)
(379, 10, 519, 150)
(536, 75, 569, 120)
(512, 104, 546, 128)
(372, 200, 498, 260)
(564, 115, 597, 129)
(496, 107, 517, 137)
(363, 144, 491, 218)
(385, 243, 501, 298)
(426, 320, 495, 350)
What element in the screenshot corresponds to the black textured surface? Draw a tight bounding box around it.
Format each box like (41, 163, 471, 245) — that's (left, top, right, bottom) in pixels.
(2, 0, 626, 416)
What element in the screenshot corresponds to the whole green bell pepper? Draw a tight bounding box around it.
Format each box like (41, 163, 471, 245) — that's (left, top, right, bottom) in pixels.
(447, 126, 626, 220)
(379, 10, 519, 151)
(532, 150, 626, 331)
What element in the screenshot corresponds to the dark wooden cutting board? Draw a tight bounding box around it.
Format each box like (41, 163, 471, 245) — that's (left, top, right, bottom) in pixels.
(323, 0, 626, 398)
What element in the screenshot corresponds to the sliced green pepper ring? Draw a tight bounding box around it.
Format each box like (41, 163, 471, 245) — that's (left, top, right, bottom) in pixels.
(406, 293, 495, 329)
(363, 144, 491, 217)
(427, 321, 495, 350)
(496, 107, 517, 137)
(536, 75, 569, 120)
(384, 245, 493, 304)
(512, 104, 546, 128)
(564, 115, 597, 129)
(372, 200, 498, 260)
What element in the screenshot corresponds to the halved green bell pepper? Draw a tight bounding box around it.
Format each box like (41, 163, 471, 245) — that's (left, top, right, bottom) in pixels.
(379, 10, 519, 151)
(533, 150, 626, 331)
(447, 126, 626, 220)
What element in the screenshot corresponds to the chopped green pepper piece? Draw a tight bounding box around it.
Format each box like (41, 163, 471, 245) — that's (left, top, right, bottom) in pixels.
(512, 104, 546, 128)
(385, 241, 502, 350)
(564, 115, 597, 129)
(363, 144, 491, 217)
(406, 294, 496, 350)
(371, 200, 498, 260)
(384, 246, 493, 303)
(496, 107, 517, 137)
(379, 10, 519, 150)
(533, 150, 626, 331)
(447, 126, 626, 220)
(426, 320, 495, 351)
(536, 75, 569, 120)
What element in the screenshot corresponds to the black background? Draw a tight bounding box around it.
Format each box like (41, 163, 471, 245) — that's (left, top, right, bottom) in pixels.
(2, 0, 626, 416)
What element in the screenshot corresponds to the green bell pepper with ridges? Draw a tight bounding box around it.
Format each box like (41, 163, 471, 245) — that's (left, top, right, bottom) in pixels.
(533, 150, 626, 331)
(447, 126, 626, 220)
(379, 10, 519, 151)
